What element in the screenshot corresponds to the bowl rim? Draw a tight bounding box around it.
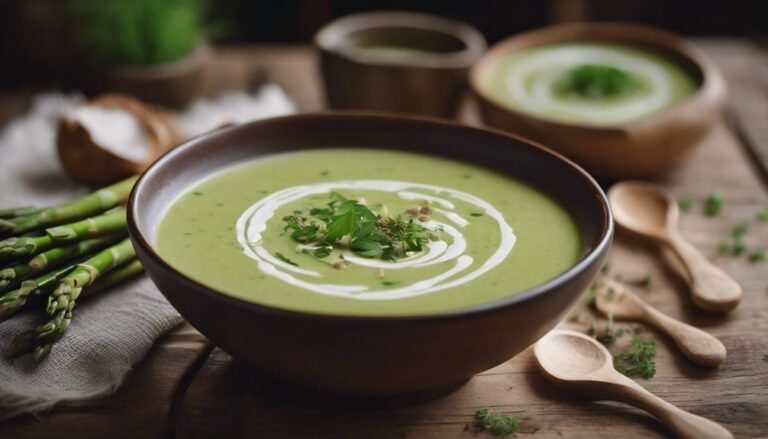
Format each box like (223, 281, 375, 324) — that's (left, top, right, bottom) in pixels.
(315, 11, 487, 69)
(127, 111, 613, 322)
(469, 21, 726, 132)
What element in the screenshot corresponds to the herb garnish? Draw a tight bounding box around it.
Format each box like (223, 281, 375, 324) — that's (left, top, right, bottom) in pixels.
(750, 248, 766, 262)
(282, 193, 436, 264)
(475, 408, 521, 437)
(677, 197, 693, 212)
(705, 193, 724, 216)
(556, 64, 641, 99)
(275, 252, 298, 266)
(613, 336, 657, 379)
(759, 209, 768, 221)
(470, 212, 484, 217)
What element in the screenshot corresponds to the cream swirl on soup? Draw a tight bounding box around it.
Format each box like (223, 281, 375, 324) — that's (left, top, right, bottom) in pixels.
(236, 180, 515, 299)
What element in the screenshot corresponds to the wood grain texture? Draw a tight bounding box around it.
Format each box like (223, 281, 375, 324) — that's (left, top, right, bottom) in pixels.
(175, 43, 768, 438)
(1, 323, 211, 439)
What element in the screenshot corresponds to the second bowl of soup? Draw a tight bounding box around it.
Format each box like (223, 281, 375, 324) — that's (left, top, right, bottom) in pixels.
(128, 113, 612, 397)
(471, 22, 726, 178)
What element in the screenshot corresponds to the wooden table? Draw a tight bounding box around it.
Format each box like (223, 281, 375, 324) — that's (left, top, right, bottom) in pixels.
(3, 41, 768, 438)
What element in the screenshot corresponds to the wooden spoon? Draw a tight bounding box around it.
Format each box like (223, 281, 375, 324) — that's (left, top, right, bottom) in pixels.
(595, 277, 726, 367)
(608, 181, 742, 312)
(534, 330, 733, 439)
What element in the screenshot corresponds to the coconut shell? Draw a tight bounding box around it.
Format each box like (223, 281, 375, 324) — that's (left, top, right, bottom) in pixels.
(57, 93, 183, 186)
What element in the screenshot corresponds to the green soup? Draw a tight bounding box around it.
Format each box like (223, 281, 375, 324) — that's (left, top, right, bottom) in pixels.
(155, 149, 582, 316)
(479, 42, 698, 125)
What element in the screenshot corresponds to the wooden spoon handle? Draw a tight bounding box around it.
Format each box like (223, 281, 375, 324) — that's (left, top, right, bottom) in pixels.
(643, 306, 727, 367)
(667, 233, 742, 312)
(621, 381, 733, 439)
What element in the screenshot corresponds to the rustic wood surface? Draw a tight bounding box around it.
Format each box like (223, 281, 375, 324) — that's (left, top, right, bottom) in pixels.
(2, 40, 768, 438)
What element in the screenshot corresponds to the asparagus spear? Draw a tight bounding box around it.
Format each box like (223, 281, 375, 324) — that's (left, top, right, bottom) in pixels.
(0, 235, 56, 263)
(85, 259, 143, 295)
(0, 234, 125, 292)
(0, 212, 127, 263)
(0, 206, 42, 219)
(11, 239, 136, 361)
(45, 208, 126, 242)
(0, 176, 136, 236)
(0, 265, 77, 322)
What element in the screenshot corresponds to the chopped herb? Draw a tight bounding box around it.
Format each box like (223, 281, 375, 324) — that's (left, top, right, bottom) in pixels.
(758, 209, 768, 221)
(613, 336, 657, 379)
(750, 248, 766, 262)
(462, 174, 472, 179)
(704, 193, 724, 217)
(556, 64, 641, 99)
(638, 275, 651, 289)
(719, 242, 731, 254)
(470, 212, 484, 217)
(192, 191, 203, 196)
(381, 280, 398, 286)
(600, 263, 610, 274)
(320, 171, 329, 176)
(311, 247, 332, 258)
(292, 210, 303, 215)
(275, 252, 298, 266)
(733, 220, 750, 237)
(732, 236, 747, 256)
(475, 408, 520, 437)
(283, 193, 437, 262)
(677, 197, 693, 212)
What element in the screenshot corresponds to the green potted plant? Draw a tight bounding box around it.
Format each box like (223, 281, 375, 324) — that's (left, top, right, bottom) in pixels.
(66, 0, 217, 108)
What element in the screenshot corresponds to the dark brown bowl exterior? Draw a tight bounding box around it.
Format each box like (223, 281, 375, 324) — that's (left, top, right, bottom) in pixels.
(316, 12, 486, 118)
(128, 113, 612, 397)
(470, 22, 726, 178)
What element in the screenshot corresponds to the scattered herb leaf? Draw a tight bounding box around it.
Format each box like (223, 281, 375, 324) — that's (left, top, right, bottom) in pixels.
(613, 336, 657, 379)
(750, 248, 766, 262)
(470, 212, 484, 217)
(704, 193, 724, 217)
(275, 252, 298, 266)
(733, 220, 749, 237)
(758, 209, 768, 221)
(677, 197, 693, 212)
(638, 275, 651, 289)
(475, 408, 520, 437)
(192, 191, 203, 196)
(732, 236, 747, 256)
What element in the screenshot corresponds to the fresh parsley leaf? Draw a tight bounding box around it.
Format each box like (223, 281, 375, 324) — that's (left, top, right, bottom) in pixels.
(283, 216, 321, 243)
(613, 336, 656, 379)
(275, 252, 298, 266)
(475, 408, 520, 437)
(311, 247, 331, 258)
(325, 201, 376, 242)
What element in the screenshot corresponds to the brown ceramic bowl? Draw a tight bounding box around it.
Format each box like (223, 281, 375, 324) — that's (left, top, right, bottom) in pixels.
(470, 22, 726, 178)
(127, 112, 612, 399)
(316, 12, 486, 117)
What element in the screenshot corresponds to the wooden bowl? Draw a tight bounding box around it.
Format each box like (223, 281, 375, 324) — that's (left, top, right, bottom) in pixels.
(470, 22, 726, 178)
(316, 12, 486, 118)
(127, 112, 612, 399)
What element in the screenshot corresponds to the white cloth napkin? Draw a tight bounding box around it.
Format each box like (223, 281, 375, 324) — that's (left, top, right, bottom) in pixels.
(0, 88, 295, 419)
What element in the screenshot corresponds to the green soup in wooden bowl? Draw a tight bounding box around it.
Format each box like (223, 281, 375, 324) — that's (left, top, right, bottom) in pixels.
(470, 22, 726, 178)
(128, 113, 612, 398)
